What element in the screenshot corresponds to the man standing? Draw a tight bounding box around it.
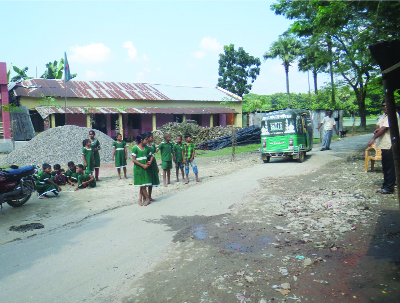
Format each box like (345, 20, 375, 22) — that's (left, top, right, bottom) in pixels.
(368, 102, 399, 194)
(317, 110, 338, 151)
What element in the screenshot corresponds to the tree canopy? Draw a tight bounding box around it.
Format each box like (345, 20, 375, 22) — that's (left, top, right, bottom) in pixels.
(217, 44, 261, 97)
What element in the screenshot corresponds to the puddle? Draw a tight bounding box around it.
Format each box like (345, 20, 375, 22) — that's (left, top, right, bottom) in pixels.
(9, 223, 44, 232)
(192, 225, 209, 239)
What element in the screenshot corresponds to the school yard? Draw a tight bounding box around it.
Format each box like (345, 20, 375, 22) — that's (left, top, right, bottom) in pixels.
(1, 134, 400, 303)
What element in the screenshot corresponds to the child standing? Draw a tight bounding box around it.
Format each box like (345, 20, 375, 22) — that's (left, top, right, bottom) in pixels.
(65, 161, 78, 185)
(183, 133, 201, 184)
(51, 164, 66, 185)
(82, 139, 95, 173)
(158, 133, 174, 187)
(173, 135, 185, 182)
(36, 163, 61, 199)
(132, 134, 152, 206)
(145, 131, 160, 201)
(112, 133, 127, 179)
(75, 164, 96, 191)
(89, 130, 101, 181)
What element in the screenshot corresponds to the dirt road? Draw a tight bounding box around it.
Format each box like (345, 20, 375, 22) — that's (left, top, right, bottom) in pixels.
(2, 134, 397, 303)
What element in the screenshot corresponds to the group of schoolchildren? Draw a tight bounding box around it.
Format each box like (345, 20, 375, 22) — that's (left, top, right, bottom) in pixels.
(35, 130, 200, 206)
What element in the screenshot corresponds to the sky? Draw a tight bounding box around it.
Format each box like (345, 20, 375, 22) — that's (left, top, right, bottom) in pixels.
(1, 1, 330, 96)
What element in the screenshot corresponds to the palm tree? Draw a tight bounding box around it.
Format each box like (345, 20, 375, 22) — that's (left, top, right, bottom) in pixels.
(264, 35, 302, 106)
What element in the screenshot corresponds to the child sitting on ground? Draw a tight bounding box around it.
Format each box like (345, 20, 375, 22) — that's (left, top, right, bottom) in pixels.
(157, 133, 174, 187)
(173, 135, 185, 182)
(183, 133, 201, 184)
(75, 164, 96, 191)
(36, 163, 61, 199)
(65, 161, 78, 185)
(51, 164, 66, 185)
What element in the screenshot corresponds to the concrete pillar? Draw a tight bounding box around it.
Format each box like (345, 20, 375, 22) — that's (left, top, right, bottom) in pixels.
(152, 114, 156, 131)
(118, 114, 123, 139)
(86, 114, 91, 128)
(183, 114, 186, 122)
(0, 62, 11, 140)
(209, 115, 214, 128)
(51, 114, 56, 128)
(106, 114, 112, 137)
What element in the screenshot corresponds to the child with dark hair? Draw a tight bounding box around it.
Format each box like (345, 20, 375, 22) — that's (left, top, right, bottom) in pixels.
(132, 134, 152, 206)
(36, 163, 61, 199)
(112, 133, 127, 179)
(51, 164, 66, 185)
(75, 164, 96, 191)
(82, 139, 95, 173)
(173, 135, 184, 182)
(89, 130, 101, 181)
(145, 132, 159, 201)
(65, 161, 78, 185)
(157, 133, 174, 187)
(183, 133, 201, 184)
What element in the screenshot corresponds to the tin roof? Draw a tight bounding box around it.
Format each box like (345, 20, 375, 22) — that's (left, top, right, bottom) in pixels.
(12, 79, 242, 102)
(35, 106, 238, 119)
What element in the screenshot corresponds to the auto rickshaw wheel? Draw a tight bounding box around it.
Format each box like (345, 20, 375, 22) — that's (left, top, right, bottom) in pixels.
(298, 151, 305, 163)
(263, 156, 270, 163)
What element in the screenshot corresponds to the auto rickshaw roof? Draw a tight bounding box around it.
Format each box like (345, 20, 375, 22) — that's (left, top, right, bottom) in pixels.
(262, 108, 310, 120)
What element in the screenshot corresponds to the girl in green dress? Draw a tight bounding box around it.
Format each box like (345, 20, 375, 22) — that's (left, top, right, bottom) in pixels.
(82, 139, 95, 173)
(36, 163, 61, 199)
(145, 131, 160, 201)
(132, 134, 153, 206)
(112, 133, 127, 179)
(89, 130, 101, 181)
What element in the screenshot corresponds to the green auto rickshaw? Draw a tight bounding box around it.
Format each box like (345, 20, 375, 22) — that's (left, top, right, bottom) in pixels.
(260, 109, 313, 163)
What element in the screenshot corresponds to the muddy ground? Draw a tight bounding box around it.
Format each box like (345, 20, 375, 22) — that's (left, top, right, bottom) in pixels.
(120, 153, 400, 303)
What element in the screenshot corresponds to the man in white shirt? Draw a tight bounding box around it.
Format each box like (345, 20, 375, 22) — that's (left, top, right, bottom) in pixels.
(317, 110, 338, 151)
(368, 102, 398, 194)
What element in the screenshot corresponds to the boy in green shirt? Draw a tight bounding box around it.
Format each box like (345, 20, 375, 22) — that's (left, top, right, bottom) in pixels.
(173, 135, 185, 182)
(158, 133, 175, 187)
(183, 133, 201, 184)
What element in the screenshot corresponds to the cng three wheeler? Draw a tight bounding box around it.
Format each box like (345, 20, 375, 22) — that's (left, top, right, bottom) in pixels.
(260, 109, 313, 163)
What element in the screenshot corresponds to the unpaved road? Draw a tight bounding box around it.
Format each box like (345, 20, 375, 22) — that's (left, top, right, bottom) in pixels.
(1, 134, 391, 303)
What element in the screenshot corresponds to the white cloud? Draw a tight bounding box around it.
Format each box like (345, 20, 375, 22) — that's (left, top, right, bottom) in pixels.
(136, 68, 151, 82)
(85, 70, 105, 80)
(192, 50, 206, 59)
(70, 43, 111, 63)
(199, 36, 222, 52)
(123, 41, 138, 61)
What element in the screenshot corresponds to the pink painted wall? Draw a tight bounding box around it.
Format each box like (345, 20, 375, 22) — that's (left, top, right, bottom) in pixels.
(201, 114, 211, 127)
(67, 114, 87, 128)
(123, 114, 129, 138)
(0, 62, 11, 139)
(157, 114, 174, 128)
(141, 114, 152, 133)
(219, 114, 226, 126)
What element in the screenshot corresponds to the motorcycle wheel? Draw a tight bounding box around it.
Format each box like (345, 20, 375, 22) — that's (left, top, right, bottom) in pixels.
(7, 194, 32, 207)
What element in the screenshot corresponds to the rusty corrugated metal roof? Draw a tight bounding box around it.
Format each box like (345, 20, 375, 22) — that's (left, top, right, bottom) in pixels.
(13, 79, 242, 102)
(35, 106, 238, 119)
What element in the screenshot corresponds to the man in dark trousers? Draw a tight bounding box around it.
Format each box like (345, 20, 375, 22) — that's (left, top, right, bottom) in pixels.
(368, 102, 399, 194)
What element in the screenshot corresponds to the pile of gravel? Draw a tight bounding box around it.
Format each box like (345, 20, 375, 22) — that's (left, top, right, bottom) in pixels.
(1, 126, 115, 167)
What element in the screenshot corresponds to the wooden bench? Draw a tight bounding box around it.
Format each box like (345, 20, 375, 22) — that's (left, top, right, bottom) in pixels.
(365, 144, 382, 173)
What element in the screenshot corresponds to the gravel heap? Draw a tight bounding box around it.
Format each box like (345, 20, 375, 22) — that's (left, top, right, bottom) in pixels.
(1, 125, 115, 167)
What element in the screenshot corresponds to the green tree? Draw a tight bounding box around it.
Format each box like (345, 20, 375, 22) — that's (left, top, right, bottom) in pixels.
(10, 66, 33, 82)
(41, 58, 77, 80)
(217, 44, 261, 97)
(263, 35, 302, 105)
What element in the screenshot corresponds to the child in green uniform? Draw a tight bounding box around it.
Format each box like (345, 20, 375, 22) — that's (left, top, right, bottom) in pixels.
(183, 133, 201, 184)
(65, 161, 78, 185)
(36, 163, 61, 199)
(82, 139, 95, 173)
(89, 130, 101, 181)
(132, 134, 153, 206)
(157, 133, 174, 187)
(75, 164, 96, 191)
(112, 133, 127, 179)
(145, 131, 160, 201)
(173, 135, 185, 182)
(51, 164, 66, 185)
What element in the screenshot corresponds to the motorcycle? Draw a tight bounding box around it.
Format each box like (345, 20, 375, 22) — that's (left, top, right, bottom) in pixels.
(0, 165, 38, 211)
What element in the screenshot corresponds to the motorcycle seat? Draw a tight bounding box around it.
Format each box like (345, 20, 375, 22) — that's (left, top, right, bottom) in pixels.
(2, 166, 36, 181)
